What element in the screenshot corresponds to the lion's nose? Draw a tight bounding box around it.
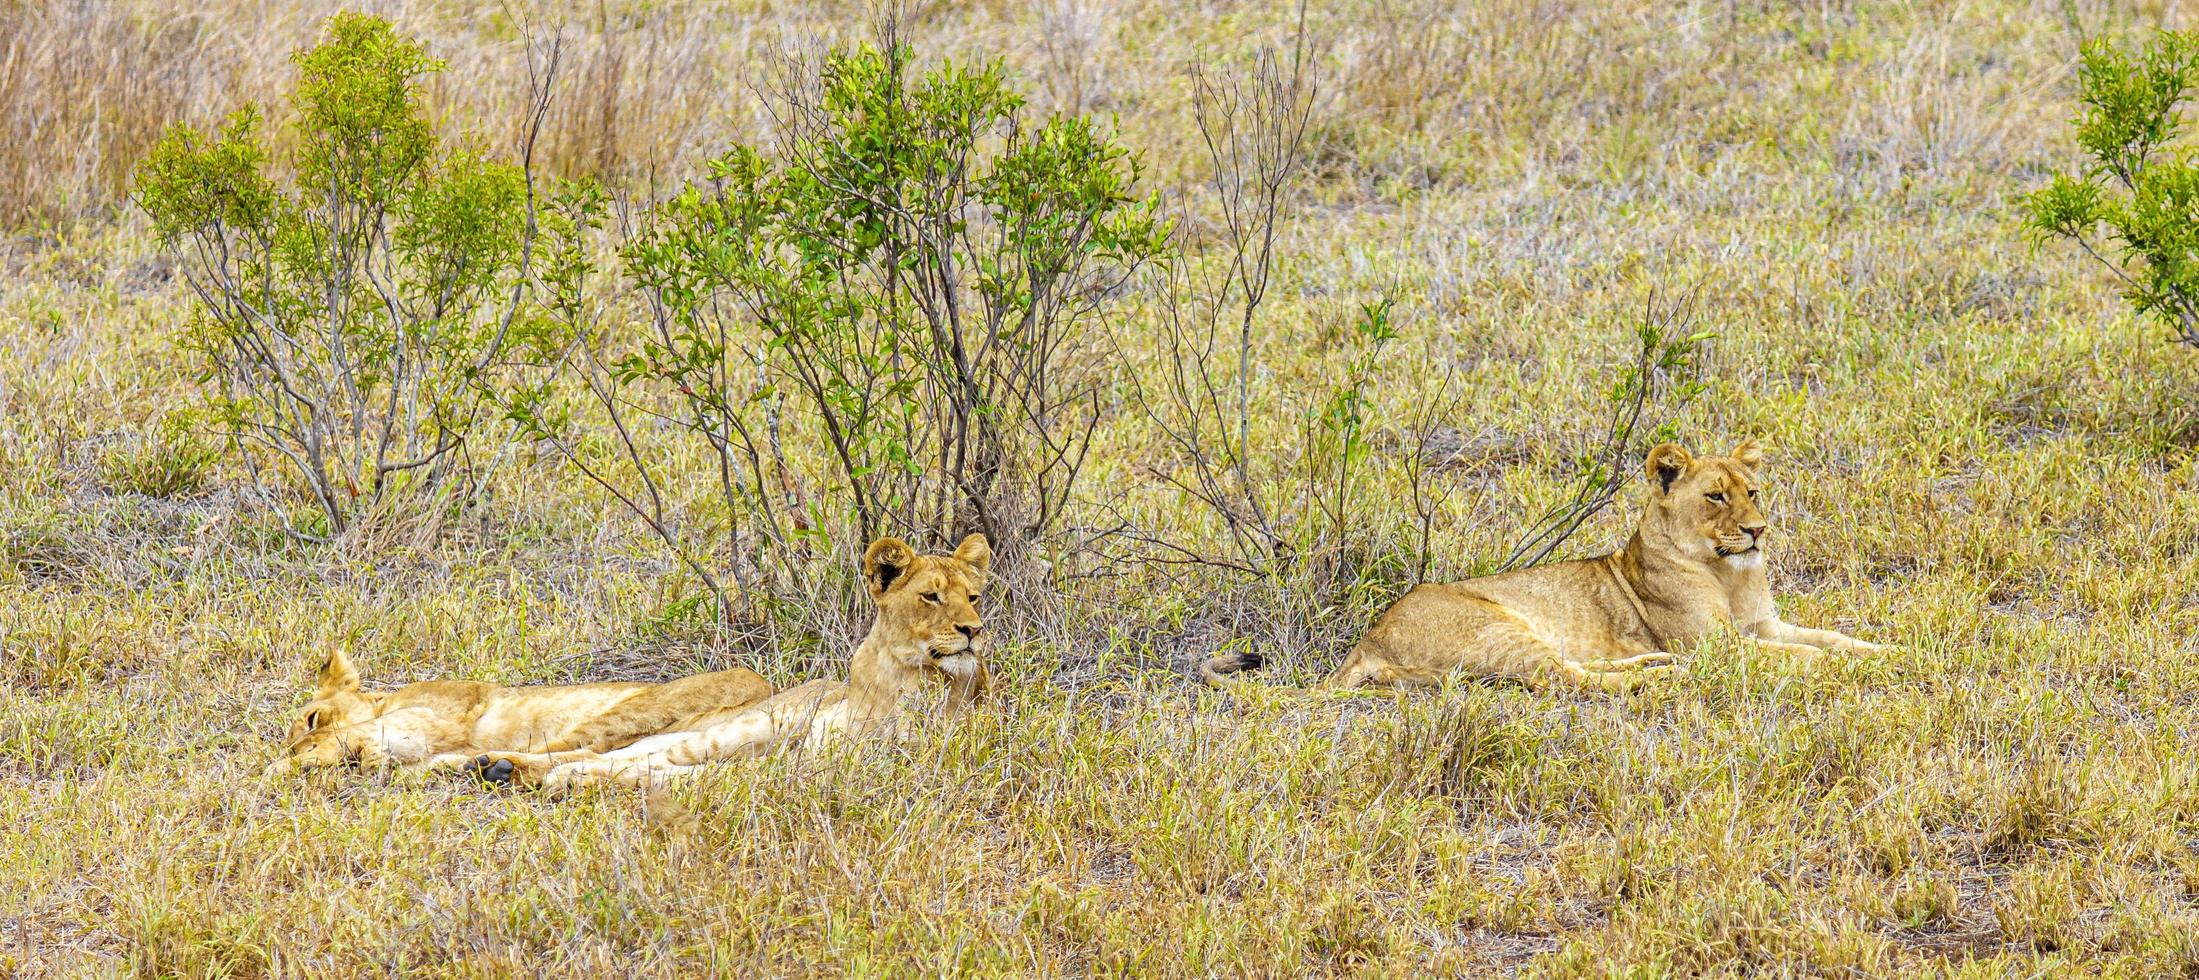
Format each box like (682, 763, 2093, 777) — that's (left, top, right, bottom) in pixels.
(958, 623, 981, 640)
(1743, 525, 1766, 541)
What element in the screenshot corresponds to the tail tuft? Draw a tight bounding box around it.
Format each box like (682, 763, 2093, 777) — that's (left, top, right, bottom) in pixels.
(1197, 650, 1266, 687)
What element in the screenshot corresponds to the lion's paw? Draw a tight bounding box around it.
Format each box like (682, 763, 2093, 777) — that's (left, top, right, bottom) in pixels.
(467, 753, 551, 789)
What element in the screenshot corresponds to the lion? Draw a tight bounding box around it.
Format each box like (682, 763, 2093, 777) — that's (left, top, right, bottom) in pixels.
(277, 648, 776, 774)
(1203, 439, 1889, 692)
(457, 533, 997, 795)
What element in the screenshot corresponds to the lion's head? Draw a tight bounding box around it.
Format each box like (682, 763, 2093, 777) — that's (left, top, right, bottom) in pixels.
(862, 533, 993, 686)
(1642, 439, 1770, 566)
(281, 646, 382, 763)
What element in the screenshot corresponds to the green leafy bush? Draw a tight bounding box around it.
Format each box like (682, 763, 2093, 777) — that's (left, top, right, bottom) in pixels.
(506, 36, 1167, 613)
(134, 14, 551, 537)
(2026, 29, 2199, 346)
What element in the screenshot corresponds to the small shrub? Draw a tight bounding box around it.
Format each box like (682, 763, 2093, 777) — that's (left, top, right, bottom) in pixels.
(2026, 29, 2199, 347)
(134, 14, 562, 538)
(1134, 23, 1320, 576)
(1307, 297, 1400, 572)
(504, 27, 1168, 622)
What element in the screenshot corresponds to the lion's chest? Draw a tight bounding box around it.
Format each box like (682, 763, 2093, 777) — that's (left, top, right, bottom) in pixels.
(1642, 564, 1776, 645)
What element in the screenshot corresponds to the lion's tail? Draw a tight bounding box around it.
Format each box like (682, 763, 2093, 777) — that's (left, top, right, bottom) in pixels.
(1196, 649, 1267, 687)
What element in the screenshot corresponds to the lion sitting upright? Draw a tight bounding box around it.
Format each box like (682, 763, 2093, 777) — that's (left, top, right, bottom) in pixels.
(460, 533, 997, 795)
(1205, 439, 1889, 692)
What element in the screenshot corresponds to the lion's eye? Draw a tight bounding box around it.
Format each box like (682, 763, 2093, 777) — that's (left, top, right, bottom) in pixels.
(967, 594, 979, 604)
(1706, 492, 1726, 504)
(1747, 488, 1760, 499)
(304, 711, 321, 731)
(921, 592, 940, 604)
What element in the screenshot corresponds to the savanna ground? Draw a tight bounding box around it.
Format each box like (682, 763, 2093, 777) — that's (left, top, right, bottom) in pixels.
(6, 0, 2199, 975)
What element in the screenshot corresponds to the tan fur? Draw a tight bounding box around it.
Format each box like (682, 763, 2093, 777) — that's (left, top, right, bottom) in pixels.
(1203, 439, 1888, 692)
(277, 649, 775, 773)
(460, 534, 997, 795)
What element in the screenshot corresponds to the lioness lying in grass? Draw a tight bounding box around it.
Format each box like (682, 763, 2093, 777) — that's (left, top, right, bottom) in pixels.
(457, 534, 996, 795)
(277, 647, 775, 774)
(1204, 439, 1891, 692)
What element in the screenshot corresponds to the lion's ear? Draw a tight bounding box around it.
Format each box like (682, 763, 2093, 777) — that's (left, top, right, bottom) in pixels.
(1645, 443, 1693, 494)
(863, 538, 918, 595)
(1730, 439, 1764, 469)
(314, 645, 360, 699)
(952, 533, 992, 576)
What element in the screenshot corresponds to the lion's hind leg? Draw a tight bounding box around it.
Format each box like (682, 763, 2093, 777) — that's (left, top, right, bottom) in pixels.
(466, 669, 780, 789)
(1322, 647, 1377, 688)
(1545, 657, 1670, 692)
(1323, 646, 1445, 690)
(553, 668, 776, 753)
(1575, 652, 1675, 672)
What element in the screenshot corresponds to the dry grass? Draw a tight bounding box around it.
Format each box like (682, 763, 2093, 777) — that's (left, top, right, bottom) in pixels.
(7, 0, 2199, 975)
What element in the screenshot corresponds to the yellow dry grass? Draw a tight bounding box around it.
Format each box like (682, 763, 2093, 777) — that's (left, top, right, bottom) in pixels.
(6, 0, 2199, 975)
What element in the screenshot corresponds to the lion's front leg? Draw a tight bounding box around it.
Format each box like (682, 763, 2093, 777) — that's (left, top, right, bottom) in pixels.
(1748, 617, 1888, 654)
(465, 749, 597, 788)
(1736, 636, 1828, 666)
(540, 757, 676, 796)
(531, 701, 797, 794)
(416, 752, 481, 773)
(391, 751, 488, 786)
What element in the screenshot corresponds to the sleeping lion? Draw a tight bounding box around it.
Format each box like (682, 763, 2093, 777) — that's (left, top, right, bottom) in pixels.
(277, 649, 775, 774)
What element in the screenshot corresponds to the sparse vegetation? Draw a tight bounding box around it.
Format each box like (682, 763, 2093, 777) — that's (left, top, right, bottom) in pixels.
(5, 1, 2199, 976)
(1500, 293, 1711, 572)
(96, 408, 221, 499)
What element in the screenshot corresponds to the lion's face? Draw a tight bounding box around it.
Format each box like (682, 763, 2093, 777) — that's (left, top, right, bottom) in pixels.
(284, 693, 376, 754)
(282, 648, 378, 757)
(1644, 440, 1770, 566)
(862, 533, 993, 680)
